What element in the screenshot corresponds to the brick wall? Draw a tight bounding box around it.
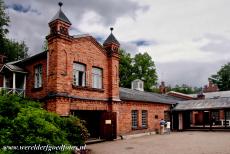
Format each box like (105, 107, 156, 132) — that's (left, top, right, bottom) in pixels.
(24, 55, 48, 99)
(112, 101, 171, 136)
(46, 35, 119, 101)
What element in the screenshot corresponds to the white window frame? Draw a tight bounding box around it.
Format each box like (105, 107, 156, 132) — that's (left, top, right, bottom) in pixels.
(73, 63, 86, 87)
(132, 110, 138, 129)
(92, 67, 102, 89)
(142, 110, 148, 128)
(34, 65, 42, 88)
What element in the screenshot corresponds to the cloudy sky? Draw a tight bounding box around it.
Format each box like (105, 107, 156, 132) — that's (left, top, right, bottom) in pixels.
(4, 0, 230, 87)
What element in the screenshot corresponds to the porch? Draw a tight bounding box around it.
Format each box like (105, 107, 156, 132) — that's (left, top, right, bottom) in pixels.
(0, 62, 27, 97)
(172, 98, 230, 130)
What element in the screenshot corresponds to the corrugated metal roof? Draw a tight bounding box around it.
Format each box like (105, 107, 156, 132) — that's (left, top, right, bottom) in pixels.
(120, 87, 177, 104)
(189, 91, 230, 99)
(173, 97, 230, 111)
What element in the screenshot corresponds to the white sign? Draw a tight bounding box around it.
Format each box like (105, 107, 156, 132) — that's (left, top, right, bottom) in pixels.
(105, 120, 112, 124)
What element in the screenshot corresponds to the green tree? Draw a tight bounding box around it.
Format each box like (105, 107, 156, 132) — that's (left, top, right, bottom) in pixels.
(3, 39, 28, 61)
(210, 62, 230, 91)
(132, 52, 157, 91)
(119, 50, 158, 92)
(0, 0, 28, 62)
(167, 84, 201, 94)
(0, 0, 9, 39)
(119, 49, 134, 88)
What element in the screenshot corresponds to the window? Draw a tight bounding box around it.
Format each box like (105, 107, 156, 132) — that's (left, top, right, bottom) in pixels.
(211, 111, 219, 121)
(73, 63, 86, 86)
(34, 65, 42, 88)
(226, 111, 230, 119)
(132, 110, 138, 129)
(142, 110, 148, 128)
(92, 67, 102, 89)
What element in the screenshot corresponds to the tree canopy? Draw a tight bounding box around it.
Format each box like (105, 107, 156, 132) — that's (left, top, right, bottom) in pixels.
(168, 84, 201, 94)
(210, 62, 230, 91)
(0, 0, 28, 62)
(119, 50, 158, 92)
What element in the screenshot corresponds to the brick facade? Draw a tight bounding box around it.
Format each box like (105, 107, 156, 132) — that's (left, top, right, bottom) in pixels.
(0, 4, 174, 138)
(112, 101, 170, 135)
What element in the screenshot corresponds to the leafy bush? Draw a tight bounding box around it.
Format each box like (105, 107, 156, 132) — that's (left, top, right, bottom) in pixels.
(0, 95, 88, 154)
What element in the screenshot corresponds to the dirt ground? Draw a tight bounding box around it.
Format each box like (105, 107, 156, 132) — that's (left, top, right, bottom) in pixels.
(87, 131, 230, 154)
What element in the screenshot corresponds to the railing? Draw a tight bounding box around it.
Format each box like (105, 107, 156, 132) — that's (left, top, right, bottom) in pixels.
(0, 87, 25, 97)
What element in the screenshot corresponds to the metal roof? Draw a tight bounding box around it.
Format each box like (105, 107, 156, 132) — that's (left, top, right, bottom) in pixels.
(120, 87, 177, 104)
(0, 61, 27, 73)
(50, 8, 71, 24)
(173, 97, 230, 111)
(103, 33, 120, 46)
(189, 91, 230, 99)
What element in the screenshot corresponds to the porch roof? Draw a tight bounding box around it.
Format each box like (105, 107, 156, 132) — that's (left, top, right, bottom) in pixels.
(0, 61, 27, 73)
(120, 87, 178, 104)
(173, 97, 230, 111)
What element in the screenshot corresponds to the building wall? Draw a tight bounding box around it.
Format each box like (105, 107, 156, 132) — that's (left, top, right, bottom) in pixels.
(112, 101, 171, 136)
(46, 36, 119, 101)
(24, 56, 48, 99)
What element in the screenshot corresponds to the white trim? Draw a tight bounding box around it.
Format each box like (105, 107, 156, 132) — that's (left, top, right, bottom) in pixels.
(3, 75, 6, 88)
(13, 73, 16, 94)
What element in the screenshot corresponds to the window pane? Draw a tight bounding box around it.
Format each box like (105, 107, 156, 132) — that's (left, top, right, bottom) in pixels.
(73, 63, 86, 87)
(142, 110, 147, 128)
(132, 110, 138, 129)
(92, 67, 102, 89)
(34, 65, 42, 88)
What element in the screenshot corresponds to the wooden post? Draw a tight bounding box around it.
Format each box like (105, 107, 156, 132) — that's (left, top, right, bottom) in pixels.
(23, 75, 26, 97)
(13, 72, 16, 94)
(3, 75, 6, 88)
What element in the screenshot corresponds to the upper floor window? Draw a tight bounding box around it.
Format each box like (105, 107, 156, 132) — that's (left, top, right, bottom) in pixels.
(92, 67, 102, 89)
(34, 65, 42, 88)
(73, 63, 86, 87)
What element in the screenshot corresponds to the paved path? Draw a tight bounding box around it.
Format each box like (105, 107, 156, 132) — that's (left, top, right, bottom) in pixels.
(87, 131, 230, 154)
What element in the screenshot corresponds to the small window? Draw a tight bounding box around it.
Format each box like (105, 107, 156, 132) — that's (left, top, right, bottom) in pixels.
(73, 63, 86, 87)
(34, 65, 42, 88)
(92, 67, 102, 89)
(132, 110, 138, 129)
(142, 110, 148, 128)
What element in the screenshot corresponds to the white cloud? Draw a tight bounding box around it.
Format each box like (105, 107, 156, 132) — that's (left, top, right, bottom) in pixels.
(4, 0, 230, 87)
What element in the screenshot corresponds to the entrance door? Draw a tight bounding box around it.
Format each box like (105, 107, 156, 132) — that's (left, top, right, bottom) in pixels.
(204, 111, 210, 125)
(100, 111, 117, 140)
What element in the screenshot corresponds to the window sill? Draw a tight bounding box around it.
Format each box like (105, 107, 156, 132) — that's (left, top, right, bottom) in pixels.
(132, 127, 148, 130)
(32, 87, 43, 92)
(72, 85, 104, 92)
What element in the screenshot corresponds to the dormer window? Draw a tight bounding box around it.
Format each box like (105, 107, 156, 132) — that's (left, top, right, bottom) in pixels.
(73, 63, 86, 87)
(131, 79, 144, 91)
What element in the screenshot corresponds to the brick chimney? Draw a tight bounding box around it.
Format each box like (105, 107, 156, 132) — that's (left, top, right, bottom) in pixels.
(159, 81, 167, 94)
(203, 79, 219, 92)
(197, 90, 205, 99)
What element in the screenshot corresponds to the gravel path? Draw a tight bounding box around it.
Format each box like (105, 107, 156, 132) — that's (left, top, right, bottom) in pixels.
(87, 131, 230, 154)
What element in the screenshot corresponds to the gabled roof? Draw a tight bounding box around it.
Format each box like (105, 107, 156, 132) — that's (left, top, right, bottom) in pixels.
(120, 87, 177, 104)
(0, 61, 27, 73)
(173, 97, 230, 111)
(103, 32, 120, 46)
(50, 8, 71, 25)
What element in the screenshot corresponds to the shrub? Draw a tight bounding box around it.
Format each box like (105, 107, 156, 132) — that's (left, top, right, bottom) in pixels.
(0, 95, 89, 154)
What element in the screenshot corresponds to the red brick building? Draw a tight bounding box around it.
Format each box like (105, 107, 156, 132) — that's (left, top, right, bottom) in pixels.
(0, 3, 177, 139)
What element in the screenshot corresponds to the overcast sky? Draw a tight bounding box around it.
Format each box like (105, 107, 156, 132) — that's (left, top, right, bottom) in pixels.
(4, 0, 230, 87)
